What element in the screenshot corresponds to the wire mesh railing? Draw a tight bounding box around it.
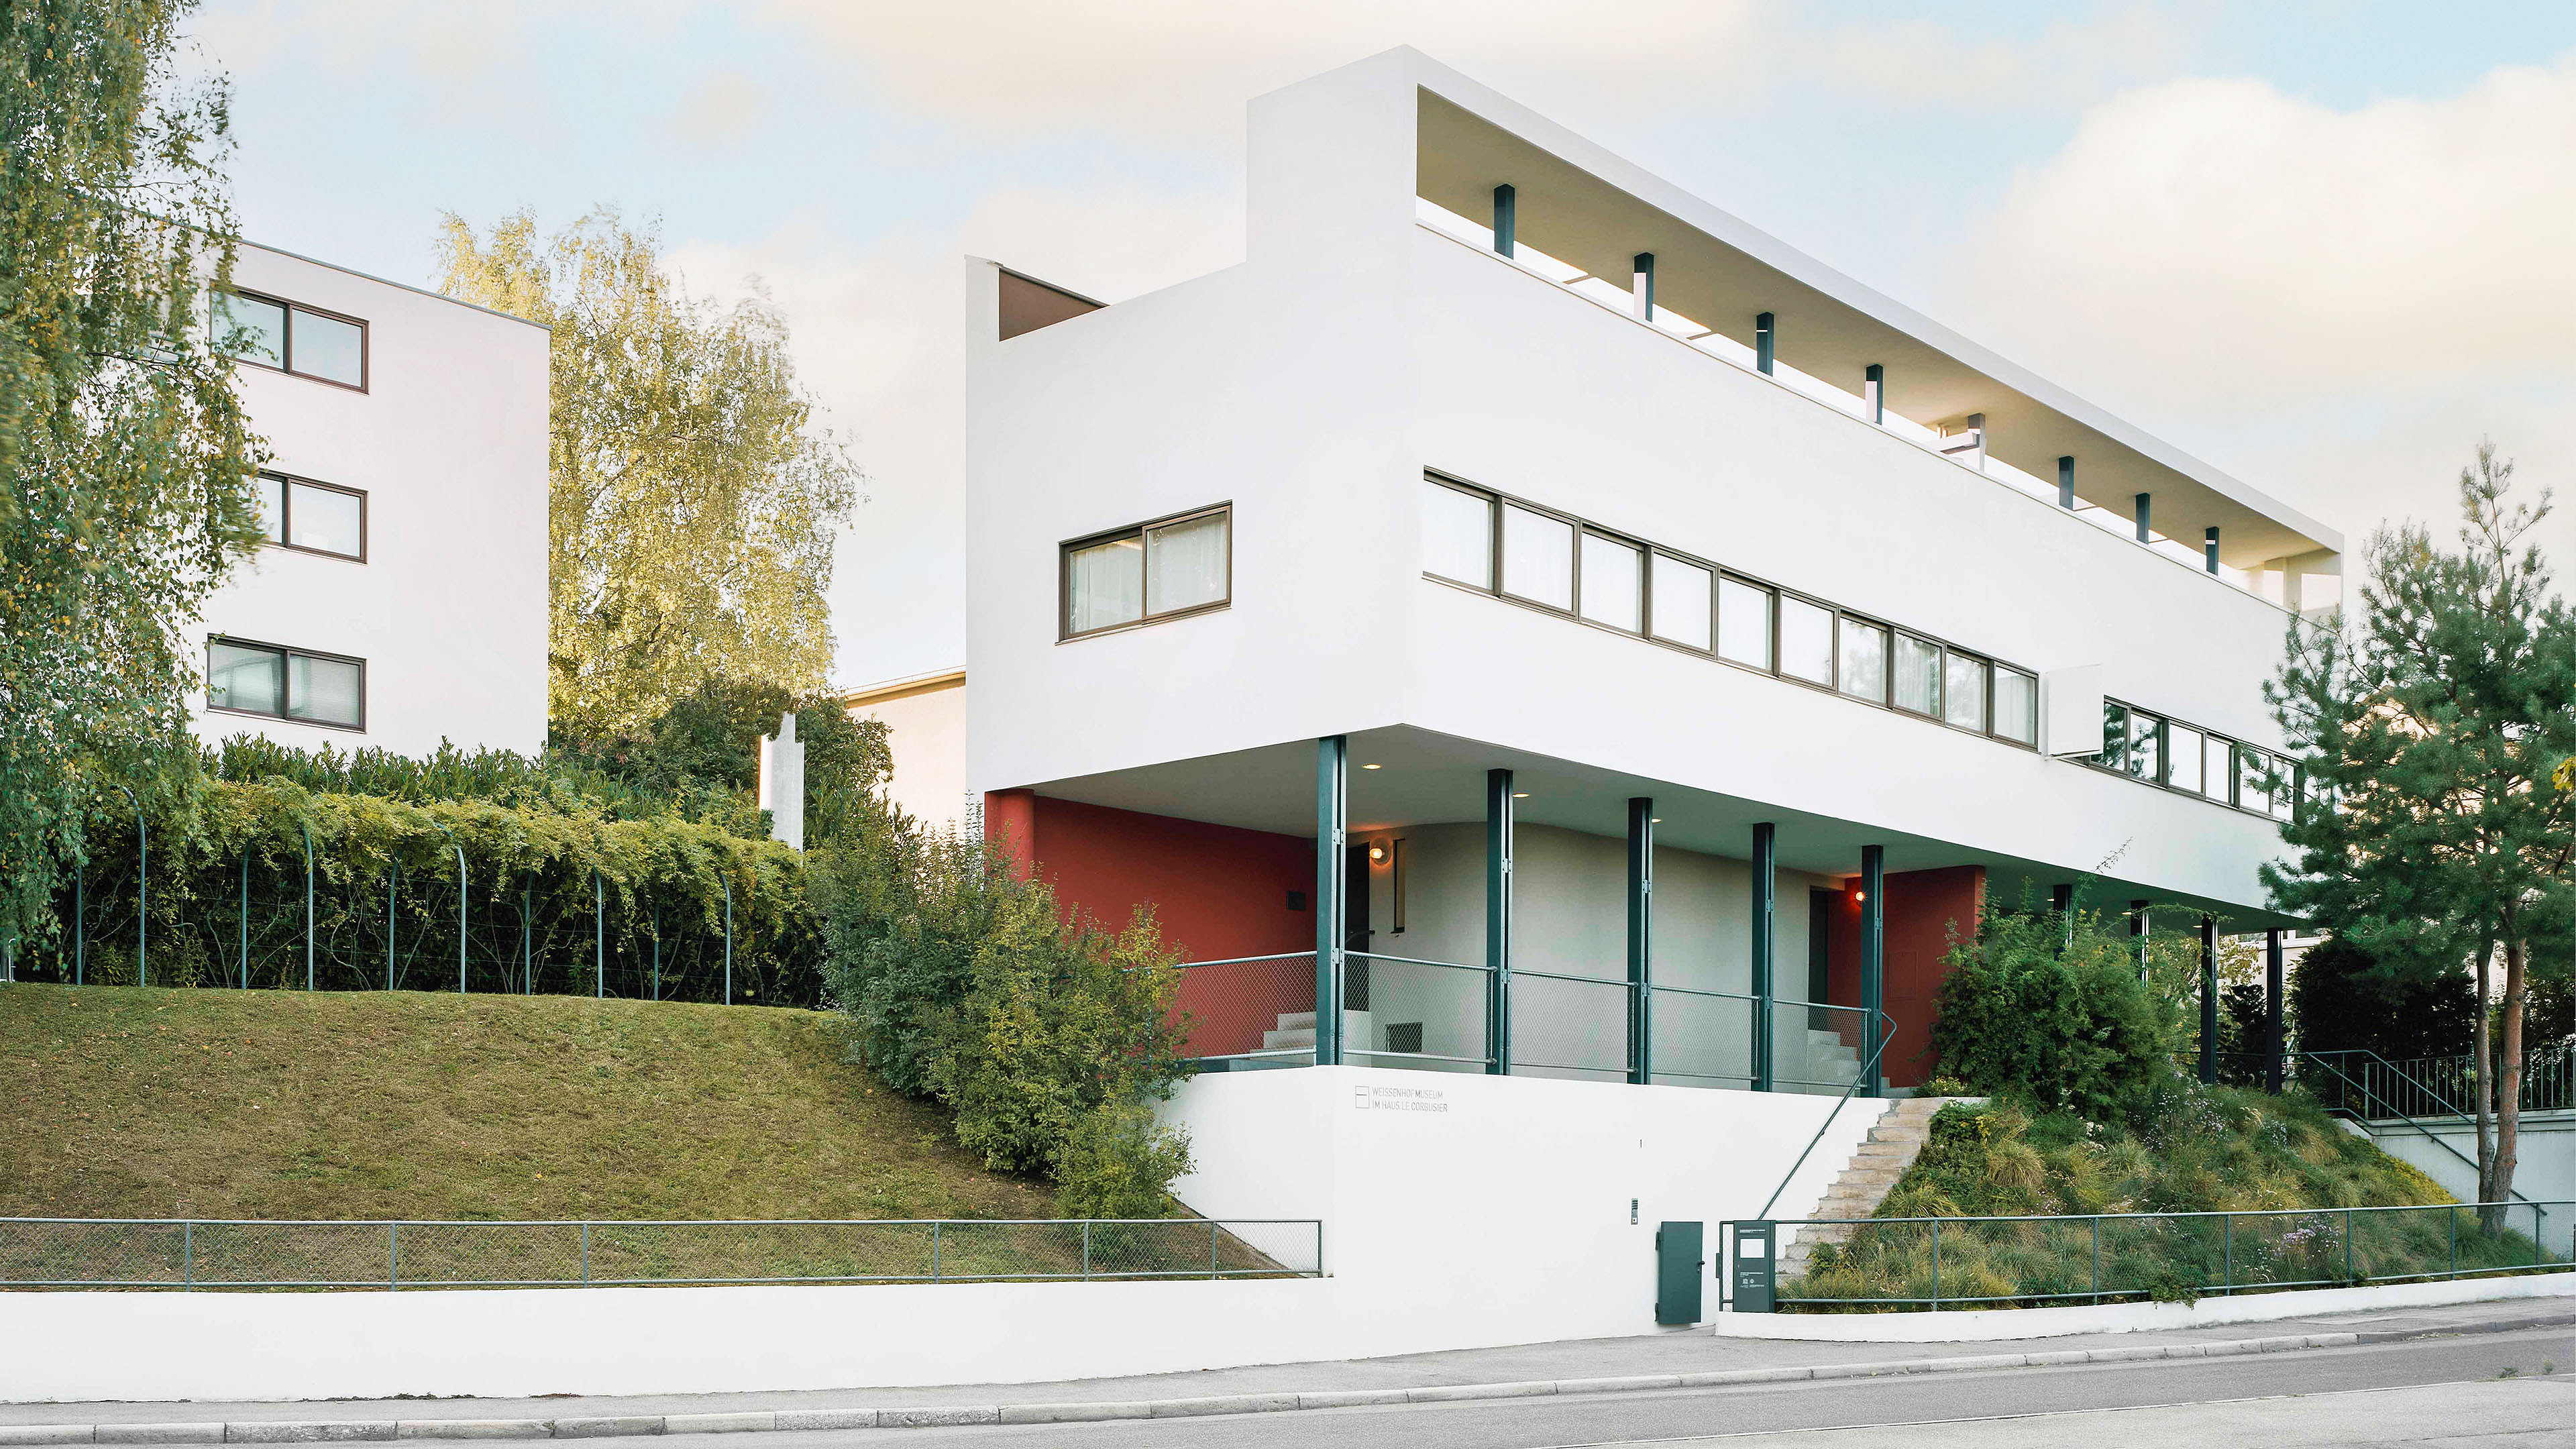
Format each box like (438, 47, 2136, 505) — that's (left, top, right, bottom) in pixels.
(1723, 1201, 2569, 1312)
(1343, 951, 1495, 1071)
(2351, 1045, 2576, 1119)
(1770, 998, 1874, 1094)
(1509, 967, 1629, 1080)
(1167, 952, 1321, 1066)
(0, 1217, 1324, 1291)
(1647, 984, 1756, 1089)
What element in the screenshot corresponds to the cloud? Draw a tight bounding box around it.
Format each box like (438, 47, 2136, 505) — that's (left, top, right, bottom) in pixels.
(759, 0, 1760, 143)
(666, 68, 767, 145)
(1953, 56, 2576, 417)
(1798, 5, 2189, 109)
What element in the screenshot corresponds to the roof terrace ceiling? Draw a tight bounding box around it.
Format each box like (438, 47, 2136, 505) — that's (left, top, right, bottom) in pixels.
(1413, 88, 2340, 571)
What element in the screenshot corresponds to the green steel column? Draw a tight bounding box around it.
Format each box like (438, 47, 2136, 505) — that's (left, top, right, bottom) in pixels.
(2133, 493, 2152, 543)
(2051, 882, 2075, 947)
(2205, 526, 2222, 575)
(1752, 822, 1776, 1092)
(1863, 364, 1884, 424)
(1626, 798, 1653, 1085)
(2199, 914, 2219, 1084)
(1492, 184, 1515, 257)
(2265, 928, 2286, 1093)
(1861, 845, 1884, 1099)
(2057, 455, 2076, 510)
(1754, 312, 1776, 375)
(1314, 735, 1347, 1067)
(2131, 899, 2151, 980)
(1631, 252, 1655, 321)
(1487, 768, 1515, 1075)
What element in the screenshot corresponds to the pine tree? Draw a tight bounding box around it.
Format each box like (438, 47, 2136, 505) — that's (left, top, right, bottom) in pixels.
(2267, 443, 2576, 1221)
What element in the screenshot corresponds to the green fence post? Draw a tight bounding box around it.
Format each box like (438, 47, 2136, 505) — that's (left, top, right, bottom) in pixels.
(1081, 1222, 1091, 1282)
(520, 877, 532, 995)
(113, 784, 144, 987)
(1211, 1219, 1220, 1279)
(931, 1221, 941, 1281)
(184, 1221, 193, 1289)
(722, 875, 733, 1006)
(301, 822, 313, 992)
(2344, 1208, 2354, 1283)
(594, 869, 604, 1000)
(2449, 1205, 2458, 1279)
(390, 1223, 400, 1290)
(73, 867, 83, 985)
(580, 1222, 589, 1285)
(651, 904, 660, 1002)
(2092, 1217, 2101, 1304)
(238, 852, 249, 989)
(1930, 1218, 1940, 1309)
(2222, 1212, 2233, 1294)
(386, 859, 397, 989)
(428, 822, 466, 994)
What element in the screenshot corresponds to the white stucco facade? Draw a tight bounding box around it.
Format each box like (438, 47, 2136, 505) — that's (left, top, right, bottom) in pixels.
(845, 669, 970, 833)
(190, 243, 549, 759)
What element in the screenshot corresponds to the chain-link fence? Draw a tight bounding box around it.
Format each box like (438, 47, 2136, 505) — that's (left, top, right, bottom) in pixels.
(0, 1217, 1324, 1290)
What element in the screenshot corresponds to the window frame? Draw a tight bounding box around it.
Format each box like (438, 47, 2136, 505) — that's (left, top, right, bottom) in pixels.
(258, 470, 368, 563)
(1414, 470, 2042, 751)
(1058, 502, 1234, 641)
(214, 288, 370, 392)
(2078, 695, 2302, 820)
(204, 635, 367, 733)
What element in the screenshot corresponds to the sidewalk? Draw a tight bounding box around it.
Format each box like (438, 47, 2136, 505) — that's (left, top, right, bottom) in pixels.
(4, 1296, 2567, 1432)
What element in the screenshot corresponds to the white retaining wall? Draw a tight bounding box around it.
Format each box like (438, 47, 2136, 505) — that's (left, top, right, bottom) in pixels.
(2364, 1110, 2576, 1257)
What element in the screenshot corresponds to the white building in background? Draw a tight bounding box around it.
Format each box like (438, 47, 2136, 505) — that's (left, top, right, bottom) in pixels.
(191, 241, 550, 759)
(845, 669, 970, 833)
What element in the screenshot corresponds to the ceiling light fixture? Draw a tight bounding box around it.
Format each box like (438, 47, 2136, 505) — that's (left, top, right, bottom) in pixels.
(1360, 763, 1382, 770)
(1512, 792, 1529, 798)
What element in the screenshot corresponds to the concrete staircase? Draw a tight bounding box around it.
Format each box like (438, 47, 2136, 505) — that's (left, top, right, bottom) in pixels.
(1778, 1096, 1973, 1282)
(1788, 1024, 1865, 1091)
(1262, 1010, 1377, 1053)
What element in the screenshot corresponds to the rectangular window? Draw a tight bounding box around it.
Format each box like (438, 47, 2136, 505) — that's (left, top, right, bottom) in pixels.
(2166, 723, 2203, 792)
(1500, 503, 1574, 612)
(1942, 651, 1988, 732)
(1717, 578, 1772, 669)
(2237, 744, 2266, 810)
(1994, 668, 2036, 745)
(1062, 505, 1229, 638)
(1649, 553, 1711, 651)
(2099, 702, 2129, 771)
(258, 472, 366, 560)
(2207, 735, 2235, 804)
(206, 638, 364, 730)
(1778, 595, 1833, 684)
(2128, 711, 2162, 783)
(1422, 478, 1493, 588)
(1578, 531, 1643, 633)
(1837, 616, 1888, 703)
(1892, 634, 1941, 716)
(214, 290, 368, 389)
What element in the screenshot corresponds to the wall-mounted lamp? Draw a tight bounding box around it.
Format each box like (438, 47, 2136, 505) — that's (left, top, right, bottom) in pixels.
(1368, 843, 1387, 864)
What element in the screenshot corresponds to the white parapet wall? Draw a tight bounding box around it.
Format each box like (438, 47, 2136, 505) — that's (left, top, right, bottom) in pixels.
(2362, 1109, 2575, 1257)
(1161, 1064, 1892, 1356)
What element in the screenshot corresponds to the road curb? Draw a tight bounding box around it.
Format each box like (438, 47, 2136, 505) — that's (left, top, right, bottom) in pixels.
(7, 1315, 2565, 1440)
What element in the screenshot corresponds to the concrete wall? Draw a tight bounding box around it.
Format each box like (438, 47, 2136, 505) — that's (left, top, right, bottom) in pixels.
(193, 244, 549, 758)
(2365, 1110, 2576, 1257)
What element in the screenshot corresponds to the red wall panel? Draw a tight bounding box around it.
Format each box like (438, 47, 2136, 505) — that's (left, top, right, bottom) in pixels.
(1825, 865, 1986, 1089)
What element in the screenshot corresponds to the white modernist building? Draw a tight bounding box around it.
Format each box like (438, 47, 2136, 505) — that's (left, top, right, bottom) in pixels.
(943, 48, 2345, 1350)
(192, 242, 549, 759)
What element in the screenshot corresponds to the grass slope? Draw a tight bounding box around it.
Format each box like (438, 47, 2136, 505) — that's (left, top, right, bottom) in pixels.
(1788, 1085, 2549, 1308)
(0, 983, 1054, 1222)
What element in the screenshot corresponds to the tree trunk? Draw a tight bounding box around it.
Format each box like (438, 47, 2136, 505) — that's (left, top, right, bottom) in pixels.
(2494, 937, 2526, 1232)
(2472, 938, 2496, 1213)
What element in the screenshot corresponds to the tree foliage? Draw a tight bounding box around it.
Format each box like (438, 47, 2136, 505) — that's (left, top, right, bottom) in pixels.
(2267, 443, 2576, 1212)
(1, 0, 261, 952)
(2287, 934, 2477, 1062)
(431, 209, 861, 737)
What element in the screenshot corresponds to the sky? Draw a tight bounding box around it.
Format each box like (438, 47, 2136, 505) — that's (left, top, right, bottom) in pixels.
(187, 1, 2576, 688)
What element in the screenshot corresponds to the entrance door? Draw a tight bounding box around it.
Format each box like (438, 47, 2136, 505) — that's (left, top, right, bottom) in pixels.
(1343, 845, 1373, 1012)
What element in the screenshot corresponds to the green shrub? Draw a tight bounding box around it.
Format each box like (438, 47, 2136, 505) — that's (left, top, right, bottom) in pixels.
(1050, 1102, 1195, 1220)
(1930, 907, 2184, 1122)
(2289, 934, 2476, 1061)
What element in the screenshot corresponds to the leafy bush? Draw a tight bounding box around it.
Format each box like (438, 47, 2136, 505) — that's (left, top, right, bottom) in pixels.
(811, 826, 1196, 1212)
(1930, 906, 2185, 1123)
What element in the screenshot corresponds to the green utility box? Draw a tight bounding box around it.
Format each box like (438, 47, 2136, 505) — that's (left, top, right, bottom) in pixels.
(1731, 1222, 1776, 1313)
(1654, 1220, 1704, 1324)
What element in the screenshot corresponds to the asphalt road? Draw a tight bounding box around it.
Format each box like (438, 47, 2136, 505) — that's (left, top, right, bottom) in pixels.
(651, 1328, 2576, 1449)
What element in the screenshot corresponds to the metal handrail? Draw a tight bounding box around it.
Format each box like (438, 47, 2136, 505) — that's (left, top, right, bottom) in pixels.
(1756, 1008, 1898, 1221)
(1343, 949, 1491, 971)
(1176, 951, 1320, 969)
(2280, 1051, 2545, 1220)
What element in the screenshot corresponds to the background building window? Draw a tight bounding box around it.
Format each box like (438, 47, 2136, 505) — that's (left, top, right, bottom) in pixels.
(1063, 505, 1230, 638)
(207, 638, 363, 729)
(1578, 531, 1642, 633)
(1500, 503, 1573, 611)
(257, 472, 366, 560)
(1650, 554, 1711, 651)
(214, 290, 367, 388)
(1423, 479, 1493, 588)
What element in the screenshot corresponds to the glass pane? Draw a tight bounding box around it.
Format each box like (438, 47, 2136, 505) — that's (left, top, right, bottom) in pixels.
(256, 475, 284, 543)
(2207, 735, 2234, 803)
(286, 655, 362, 727)
(1778, 596, 1832, 683)
(290, 309, 364, 386)
(1994, 669, 2035, 743)
(1500, 504, 1573, 611)
(1943, 653, 1988, 731)
(2272, 759, 2296, 818)
(1067, 535, 1144, 634)
(207, 641, 282, 716)
(2129, 712, 2161, 782)
(213, 293, 285, 366)
(1422, 481, 1493, 587)
(2098, 702, 2128, 769)
(2166, 724, 2203, 791)
(1650, 555, 1711, 651)
(2237, 747, 2266, 810)
(1145, 511, 1228, 614)
(1837, 618, 1887, 702)
(1717, 578, 1772, 669)
(288, 482, 362, 557)
(1578, 533, 1642, 632)
(1892, 635, 1940, 715)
